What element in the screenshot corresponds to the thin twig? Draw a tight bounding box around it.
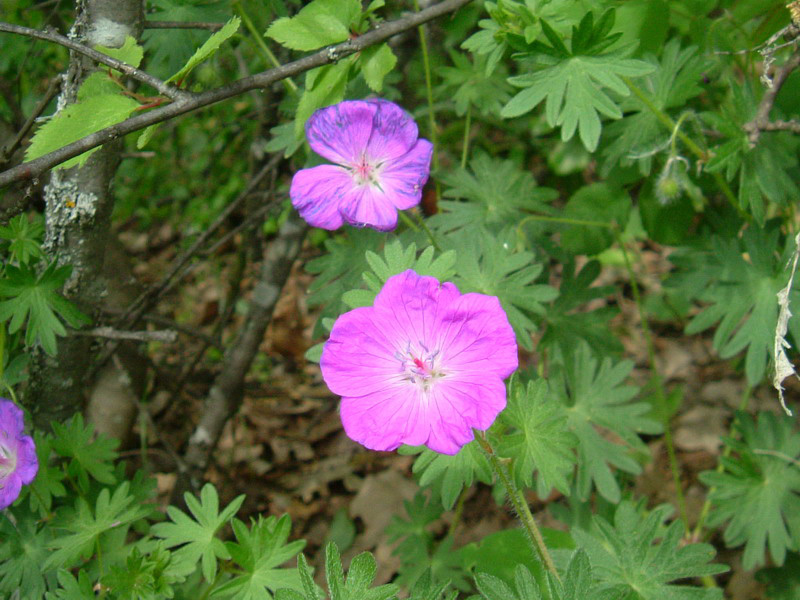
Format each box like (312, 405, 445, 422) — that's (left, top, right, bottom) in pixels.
(144, 21, 225, 31)
(0, 22, 189, 101)
(744, 48, 800, 146)
(0, 0, 471, 188)
(0, 76, 60, 166)
(73, 326, 178, 343)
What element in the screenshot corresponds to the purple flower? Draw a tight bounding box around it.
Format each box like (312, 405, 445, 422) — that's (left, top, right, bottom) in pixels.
(321, 270, 518, 455)
(290, 99, 433, 232)
(0, 399, 37, 510)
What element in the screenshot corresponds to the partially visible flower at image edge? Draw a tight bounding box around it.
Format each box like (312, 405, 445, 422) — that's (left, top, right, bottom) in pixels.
(321, 270, 518, 455)
(290, 99, 433, 232)
(0, 398, 38, 510)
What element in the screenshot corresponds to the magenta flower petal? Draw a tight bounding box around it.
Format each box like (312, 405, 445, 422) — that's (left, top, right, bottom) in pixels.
(321, 270, 518, 455)
(0, 398, 38, 510)
(306, 100, 377, 165)
(290, 165, 350, 230)
(291, 99, 432, 231)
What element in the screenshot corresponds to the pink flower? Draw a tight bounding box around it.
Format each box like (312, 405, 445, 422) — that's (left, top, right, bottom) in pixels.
(321, 270, 518, 455)
(290, 99, 433, 231)
(0, 399, 38, 510)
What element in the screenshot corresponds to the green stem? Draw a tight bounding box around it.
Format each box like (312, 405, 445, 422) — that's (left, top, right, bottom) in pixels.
(460, 107, 471, 169)
(475, 431, 561, 582)
(623, 77, 745, 220)
(234, 1, 298, 94)
(412, 0, 440, 197)
(615, 229, 689, 530)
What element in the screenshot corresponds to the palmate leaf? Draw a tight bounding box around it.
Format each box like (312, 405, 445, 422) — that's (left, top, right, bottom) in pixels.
(676, 223, 800, 385)
(573, 502, 726, 599)
(554, 344, 662, 502)
(501, 11, 654, 151)
(474, 551, 600, 600)
(151, 483, 245, 582)
(600, 39, 710, 175)
(0, 513, 50, 598)
(213, 515, 306, 600)
(50, 413, 118, 490)
(0, 262, 89, 355)
(497, 379, 577, 497)
(45, 482, 150, 570)
(401, 439, 493, 510)
(449, 229, 558, 351)
(0, 214, 45, 265)
(430, 154, 557, 235)
(699, 411, 800, 569)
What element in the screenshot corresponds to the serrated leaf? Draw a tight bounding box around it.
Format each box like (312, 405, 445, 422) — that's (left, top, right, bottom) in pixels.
(0, 214, 44, 265)
(573, 502, 726, 599)
(555, 344, 662, 502)
(25, 93, 140, 169)
(45, 482, 149, 569)
(266, 0, 361, 51)
(498, 379, 577, 497)
(430, 154, 557, 235)
(213, 515, 305, 599)
(152, 483, 245, 582)
(360, 43, 396, 92)
(95, 35, 144, 69)
(0, 514, 49, 598)
(403, 440, 492, 510)
(699, 411, 800, 569)
(295, 60, 353, 136)
(26, 430, 66, 516)
(50, 413, 118, 489)
(166, 16, 240, 84)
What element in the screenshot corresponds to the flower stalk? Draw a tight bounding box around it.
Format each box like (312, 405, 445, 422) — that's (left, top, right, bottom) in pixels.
(475, 431, 561, 583)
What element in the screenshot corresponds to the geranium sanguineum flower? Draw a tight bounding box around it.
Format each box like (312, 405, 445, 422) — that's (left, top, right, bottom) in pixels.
(321, 270, 518, 455)
(290, 99, 433, 232)
(0, 398, 37, 510)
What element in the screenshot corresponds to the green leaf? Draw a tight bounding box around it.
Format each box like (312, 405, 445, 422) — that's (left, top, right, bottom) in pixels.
(295, 59, 353, 136)
(166, 16, 240, 83)
(275, 553, 324, 600)
(51, 413, 118, 489)
(559, 183, 631, 255)
(0, 214, 44, 264)
(101, 544, 177, 600)
(437, 51, 512, 117)
(26, 430, 66, 516)
(266, 0, 361, 51)
(402, 440, 492, 510)
(0, 514, 50, 598)
(757, 552, 800, 600)
(45, 482, 150, 569)
(677, 223, 800, 385)
(555, 344, 662, 502)
(449, 229, 557, 351)
(322, 542, 399, 600)
(95, 35, 144, 69)
(699, 411, 800, 569)
(501, 11, 654, 151)
(497, 379, 577, 497)
(45, 570, 96, 599)
(431, 154, 557, 235)
(359, 43, 397, 92)
(25, 93, 140, 169)
(573, 501, 727, 599)
(213, 515, 305, 599)
(152, 483, 245, 582)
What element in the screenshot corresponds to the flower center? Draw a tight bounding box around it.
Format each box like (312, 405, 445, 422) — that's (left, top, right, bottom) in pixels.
(349, 154, 381, 187)
(399, 343, 445, 390)
(0, 440, 16, 479)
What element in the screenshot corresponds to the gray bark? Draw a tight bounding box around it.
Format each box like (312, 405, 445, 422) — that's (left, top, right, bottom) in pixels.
(26, 0, 144, 430)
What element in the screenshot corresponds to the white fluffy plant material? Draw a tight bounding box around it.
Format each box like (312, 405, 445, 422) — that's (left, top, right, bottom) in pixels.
(773, 231, 800, 416)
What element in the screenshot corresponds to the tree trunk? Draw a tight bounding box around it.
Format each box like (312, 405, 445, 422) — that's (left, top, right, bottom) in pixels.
(26, 0, 144, 430)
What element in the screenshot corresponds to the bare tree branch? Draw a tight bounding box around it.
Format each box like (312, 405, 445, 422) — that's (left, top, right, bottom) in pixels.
(745, 48, 800, 146)
(0, 0, 470, 188)
(0, 76, 60, 167)
(173, 211, 308, 501)
(0, 22, 189, 101)
(73, 326, 178, 343)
